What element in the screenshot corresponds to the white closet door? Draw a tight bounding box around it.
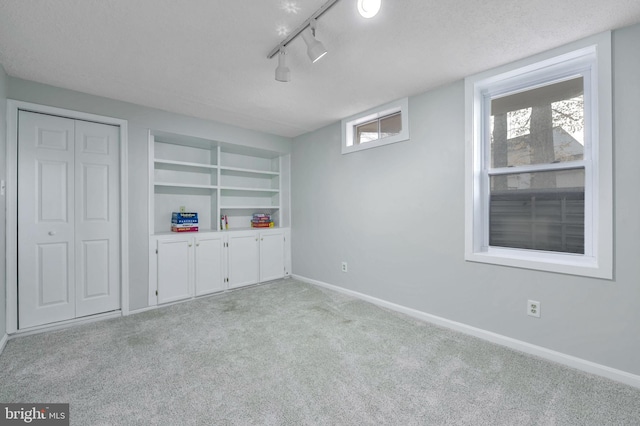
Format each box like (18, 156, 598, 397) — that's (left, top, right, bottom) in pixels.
(18, 111, 76, 328)
(18, 111, 121, 328)
(75, 120, 120, 318)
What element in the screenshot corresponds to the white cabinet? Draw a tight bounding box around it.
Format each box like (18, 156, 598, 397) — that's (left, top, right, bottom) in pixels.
(227, 231, 260, 289)
(194, 234, 225, 296)
(227, 229, 286, 288)
(148, 129, 291, 307)
(260, 230, 285, 282)
(149, 229, 289, 306)
(154, 233, 224, 304)
(157, 237, 192, 304)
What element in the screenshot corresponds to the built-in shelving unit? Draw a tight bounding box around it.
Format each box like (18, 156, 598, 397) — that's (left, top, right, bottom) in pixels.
(148, 130, 292, 307)
(149, 130, 289, 234)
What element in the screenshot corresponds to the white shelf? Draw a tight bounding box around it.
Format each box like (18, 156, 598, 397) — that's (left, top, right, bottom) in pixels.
(219, 166, 279, 176)
(150, 130, 288, 233)
(220, 227, 283, 232)
(219, 186, 279, 193)
(220, 205, 280, 210)
(155, 159, 218, 170)
(155, 183, 217, 189)
(153, 229, 218, 236)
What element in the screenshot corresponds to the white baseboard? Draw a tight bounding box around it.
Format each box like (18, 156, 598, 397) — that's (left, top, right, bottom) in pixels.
(128, 305, 160, 315)
(129, 283, 269, 316)
(0, 333, 8, 356)
(8, 311, 122, 339)
(292, 274, 640, 389)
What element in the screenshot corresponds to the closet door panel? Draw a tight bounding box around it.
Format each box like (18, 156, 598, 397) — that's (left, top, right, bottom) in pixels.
(18, 111, 76, 328)
(75, 120, 121, 317)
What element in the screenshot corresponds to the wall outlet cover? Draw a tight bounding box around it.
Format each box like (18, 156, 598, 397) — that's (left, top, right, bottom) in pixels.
(528, 300, 541, 318)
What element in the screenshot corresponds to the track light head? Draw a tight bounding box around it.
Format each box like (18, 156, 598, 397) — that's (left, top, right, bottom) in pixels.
(275, 49, 291, 82)
(301, 22, 328, 63)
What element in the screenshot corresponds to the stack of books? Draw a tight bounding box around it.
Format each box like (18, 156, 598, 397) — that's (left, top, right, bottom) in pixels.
(171, 212, 199, 232)
(251, 213, 274, 228)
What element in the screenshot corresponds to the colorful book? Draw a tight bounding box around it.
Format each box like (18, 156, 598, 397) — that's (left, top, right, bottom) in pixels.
(171, 212, 199, 224)
(251, 222, 274, 228)
(171, 225, 199, 232)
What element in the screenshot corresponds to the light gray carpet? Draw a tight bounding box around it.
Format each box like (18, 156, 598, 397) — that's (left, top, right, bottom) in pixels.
(1, 279, 638, 425)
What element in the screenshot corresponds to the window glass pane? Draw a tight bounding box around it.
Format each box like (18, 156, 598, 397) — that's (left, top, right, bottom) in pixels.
(355, 120, 379, 144)
(380, 112, 402, 138)
(489, 169, 585, 254)
(490, 77, 584, 168)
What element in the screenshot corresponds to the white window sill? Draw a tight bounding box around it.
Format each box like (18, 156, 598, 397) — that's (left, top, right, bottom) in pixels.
(465, 247, 611, 279)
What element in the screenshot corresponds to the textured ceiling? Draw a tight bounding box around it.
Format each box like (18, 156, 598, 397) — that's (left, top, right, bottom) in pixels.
(1, 0, 639, 138)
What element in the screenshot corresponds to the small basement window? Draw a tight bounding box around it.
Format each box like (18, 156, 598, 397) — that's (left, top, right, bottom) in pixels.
(342, 98, 409, 154)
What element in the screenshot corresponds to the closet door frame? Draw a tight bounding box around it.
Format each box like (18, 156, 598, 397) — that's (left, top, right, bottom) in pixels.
(6, 100, 130, 334)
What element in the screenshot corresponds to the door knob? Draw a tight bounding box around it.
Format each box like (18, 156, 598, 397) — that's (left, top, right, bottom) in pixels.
(48, 231, 56, 236)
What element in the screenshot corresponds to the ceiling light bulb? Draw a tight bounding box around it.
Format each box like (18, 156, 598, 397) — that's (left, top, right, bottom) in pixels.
(357, 0, 381, 18)
(275, 49, 291, 82)
(302, 27, 328, 63)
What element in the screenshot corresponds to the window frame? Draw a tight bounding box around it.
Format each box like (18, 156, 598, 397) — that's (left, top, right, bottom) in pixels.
(341, 97, 409, 154)
(464, 32, 612, 279)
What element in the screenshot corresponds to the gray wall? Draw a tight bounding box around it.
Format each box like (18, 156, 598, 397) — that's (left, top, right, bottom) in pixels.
(0, 65, 7, 338)
(291, 23, 640, 376)
(6, 78, 292, 310)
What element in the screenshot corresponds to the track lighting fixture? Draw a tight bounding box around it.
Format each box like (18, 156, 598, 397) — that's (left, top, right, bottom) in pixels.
(275, 49, 291, 82)
(268, 0, 381, 81)
(267, 0, 339, 82)
(301, 21, 328, 63)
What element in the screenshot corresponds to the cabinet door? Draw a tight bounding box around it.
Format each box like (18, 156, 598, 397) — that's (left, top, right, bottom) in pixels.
(228, 231, 259, 288)
(157, 238, 192, 304)
(195, 234, 225, 296)
(260, 230, 285, 282)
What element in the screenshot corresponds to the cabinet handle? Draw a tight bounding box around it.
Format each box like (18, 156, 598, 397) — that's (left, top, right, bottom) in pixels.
(261, 238, 263, 241)
(188, 243, 193, 247)
(48, 231, 56, 236)
(196, 243, 200, 247)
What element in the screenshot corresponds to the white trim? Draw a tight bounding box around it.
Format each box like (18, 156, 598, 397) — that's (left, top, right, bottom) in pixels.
(5, 100, 130, 332)
(464, 31, 612, 279)
(292, 274, 640, 389)
(7, 311, 122, 338)
(119, 120, 130, 316)
(0, 333, 7, 356)
(128, 305, 160, 316)
(341, 97, 409, 154)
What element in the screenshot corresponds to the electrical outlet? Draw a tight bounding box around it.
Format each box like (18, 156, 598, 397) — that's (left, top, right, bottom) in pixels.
(528, 300, 541, 318)
(341, 262, 348, 273)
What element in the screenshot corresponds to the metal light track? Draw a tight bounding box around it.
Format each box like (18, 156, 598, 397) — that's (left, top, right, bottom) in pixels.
(267, 0, 341, 59)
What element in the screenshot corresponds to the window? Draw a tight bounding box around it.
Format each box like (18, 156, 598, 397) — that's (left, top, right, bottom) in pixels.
(342, 98, 409, 154)
(355, 111, 402, 145)
(465, 32, 612, 278)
